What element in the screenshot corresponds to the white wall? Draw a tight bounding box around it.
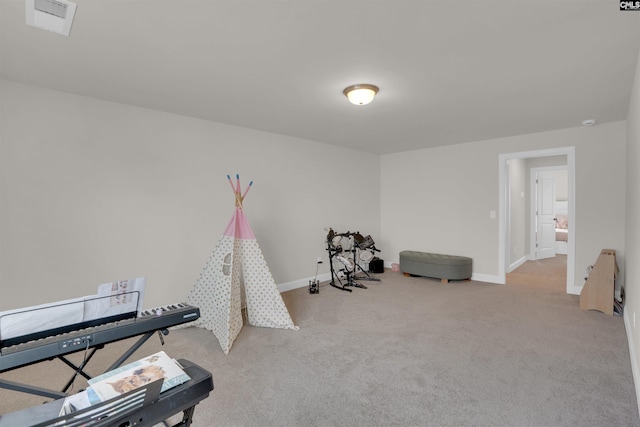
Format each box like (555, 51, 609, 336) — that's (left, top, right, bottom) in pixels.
(553, 169, 569, 201)
(0, 81, 380, 310)
(625, 44, 640, 415)
(508, 158, 527, 269)
(380, 121, 627, 289)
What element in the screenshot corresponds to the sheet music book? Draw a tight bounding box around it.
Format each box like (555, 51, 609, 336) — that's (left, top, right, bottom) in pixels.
(86, 351, 190, 404)
(60, 351, 190, 416)
(89, 277, 147, 319)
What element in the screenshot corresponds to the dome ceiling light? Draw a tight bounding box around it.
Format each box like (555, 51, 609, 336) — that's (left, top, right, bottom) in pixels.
(343, 84, 379, 106)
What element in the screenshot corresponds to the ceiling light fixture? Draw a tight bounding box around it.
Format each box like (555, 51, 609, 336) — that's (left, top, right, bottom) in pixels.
(343, 84, 379, 106)
(582, 119, 596, 126)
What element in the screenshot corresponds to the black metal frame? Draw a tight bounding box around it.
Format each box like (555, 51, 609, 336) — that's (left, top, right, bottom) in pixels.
(0, 329, 168, 399)
(326, 229, 381, 292)
(0, 359, 214, 427)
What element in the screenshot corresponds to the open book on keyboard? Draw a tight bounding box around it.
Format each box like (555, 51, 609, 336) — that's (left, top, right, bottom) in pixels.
(60, 350, 190, 415)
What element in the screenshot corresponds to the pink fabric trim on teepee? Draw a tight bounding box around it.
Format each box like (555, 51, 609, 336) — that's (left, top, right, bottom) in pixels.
(223, 207, 255, 240)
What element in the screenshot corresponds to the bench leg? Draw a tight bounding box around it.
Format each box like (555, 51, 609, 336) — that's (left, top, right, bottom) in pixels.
(441, 278, 449, 284)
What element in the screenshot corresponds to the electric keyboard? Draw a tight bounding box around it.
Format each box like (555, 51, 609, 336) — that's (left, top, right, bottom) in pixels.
(0, 358, 214, 427)
(0, 303, 200, 374)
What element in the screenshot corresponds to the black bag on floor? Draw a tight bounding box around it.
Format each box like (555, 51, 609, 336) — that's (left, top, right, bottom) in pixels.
(369, 257, 384, 273)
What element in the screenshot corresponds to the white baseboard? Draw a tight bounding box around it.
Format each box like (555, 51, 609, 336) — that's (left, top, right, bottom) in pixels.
(278, 266, 506, 293)
(281, 264, 504, 287)
(471, 273, 504, 284)
(278, 272, 332, 293)
(624, 308, 640, 418)
(509, 255, 528, 273)
(385, 261, 503, 285)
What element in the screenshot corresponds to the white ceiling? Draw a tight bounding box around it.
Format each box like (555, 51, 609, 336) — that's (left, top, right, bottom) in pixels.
(1, 0, 639, 154)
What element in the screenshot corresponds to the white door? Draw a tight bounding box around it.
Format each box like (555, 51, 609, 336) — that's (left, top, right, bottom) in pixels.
(536, 171, 556, 260)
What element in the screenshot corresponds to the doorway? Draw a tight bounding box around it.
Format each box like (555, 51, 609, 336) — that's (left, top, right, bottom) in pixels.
(530, 166, 568, 261)
(498, 147, 577, 294)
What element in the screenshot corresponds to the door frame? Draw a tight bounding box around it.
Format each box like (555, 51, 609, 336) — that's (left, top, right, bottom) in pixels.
(530, 167, 565, 260)
(498, 147, 577, 294)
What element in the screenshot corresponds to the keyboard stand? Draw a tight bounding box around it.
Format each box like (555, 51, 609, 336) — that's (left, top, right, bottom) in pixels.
(0, 359, 214, 427)
(0, 328, 167, 399)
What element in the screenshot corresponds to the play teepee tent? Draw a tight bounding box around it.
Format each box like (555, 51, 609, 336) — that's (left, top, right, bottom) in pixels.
(187, 175, 299, 354)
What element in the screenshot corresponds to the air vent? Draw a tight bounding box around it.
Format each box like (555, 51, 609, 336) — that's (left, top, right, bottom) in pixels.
(25, 0, 77, 36)
(35, 0, 68, 18)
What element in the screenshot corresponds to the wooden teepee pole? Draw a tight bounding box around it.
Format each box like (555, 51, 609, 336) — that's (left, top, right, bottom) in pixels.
(227, 174, 253, 208)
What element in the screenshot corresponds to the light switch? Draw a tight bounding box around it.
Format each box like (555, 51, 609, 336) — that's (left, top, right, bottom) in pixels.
(490, 210, 496, 219)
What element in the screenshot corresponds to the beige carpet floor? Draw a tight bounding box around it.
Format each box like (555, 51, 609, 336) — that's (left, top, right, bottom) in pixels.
(507, 254, 567, 291)
(1, 258, 638, 426)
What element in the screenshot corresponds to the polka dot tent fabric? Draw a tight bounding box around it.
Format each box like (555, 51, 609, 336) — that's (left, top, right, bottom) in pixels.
(187, 207, 298, 355)
(239, 238, 299, 329)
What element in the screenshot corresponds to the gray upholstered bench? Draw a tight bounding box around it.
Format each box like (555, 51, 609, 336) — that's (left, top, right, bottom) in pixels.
(399, 250, 472, 283)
